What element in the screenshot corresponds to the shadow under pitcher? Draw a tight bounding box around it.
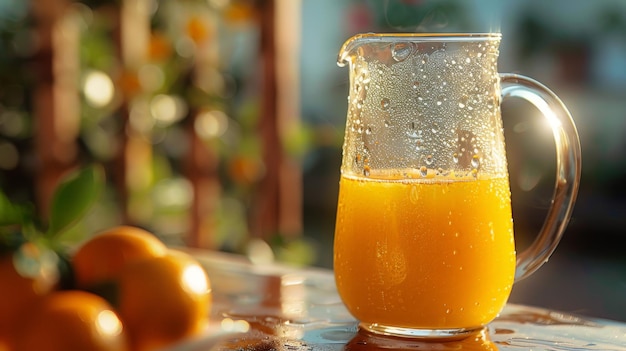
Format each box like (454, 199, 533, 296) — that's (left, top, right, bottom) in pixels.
(333, 33, 582, 340)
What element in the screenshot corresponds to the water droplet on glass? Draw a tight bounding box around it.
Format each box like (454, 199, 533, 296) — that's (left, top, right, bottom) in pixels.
(459, 95, 468, 109)
(407, 122, 421, 138)
(425, 155, 434, 165)
(380, 98, 390, 110)
(363, 166, 371, 177)
(452, 153, 459, 163)
(384, 119, 391, 128)
(419, 166, 428, 177)
(365, 126, 372, 135)
(446, 309, 451, 314)
(471, 154, 480, 168)
(391, 42, 413, 62)
(409, 184, 419, 204)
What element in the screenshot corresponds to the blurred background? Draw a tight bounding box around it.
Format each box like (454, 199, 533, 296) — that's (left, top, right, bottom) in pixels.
(0, 0, 625, 321)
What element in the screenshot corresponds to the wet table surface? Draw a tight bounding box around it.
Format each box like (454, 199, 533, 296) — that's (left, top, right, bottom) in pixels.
(170, 249, 626, 351)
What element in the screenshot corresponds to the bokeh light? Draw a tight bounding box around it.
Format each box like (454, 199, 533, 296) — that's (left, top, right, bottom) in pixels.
(150, 94, 188, 126)
(83, 70, 115, 108)
(195, 110, 229, 139)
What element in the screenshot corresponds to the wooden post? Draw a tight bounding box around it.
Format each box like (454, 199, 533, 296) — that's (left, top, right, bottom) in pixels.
(114, 0, 153, 225)
(251, 0, 302, 240)
(31, 0, 80, 220)
(184, 11, 222, 249)
(275, 0, 303, 237)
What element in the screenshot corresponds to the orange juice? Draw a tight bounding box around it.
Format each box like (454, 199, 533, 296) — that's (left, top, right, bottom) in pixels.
(334, 173, 515, 330)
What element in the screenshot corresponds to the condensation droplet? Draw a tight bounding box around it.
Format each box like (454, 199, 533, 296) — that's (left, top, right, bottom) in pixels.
(380, 98, 390, 110)
(459, 95, 468, 109)
(452, 153, 459, 164)
(419, 166, 428, 177)
(425, 155, 433, 165)
(409, 184, 419, 204)
(407, 122, 421, 138)
(391, 42, 413, 62)
(471, 154, 480, 168)
(365, 126, 372, 135)
(363, 166, 371, 177)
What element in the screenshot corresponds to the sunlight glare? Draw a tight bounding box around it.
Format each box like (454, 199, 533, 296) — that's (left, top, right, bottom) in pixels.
(95, 310, 123, 337)
(181, 264, 210, 295)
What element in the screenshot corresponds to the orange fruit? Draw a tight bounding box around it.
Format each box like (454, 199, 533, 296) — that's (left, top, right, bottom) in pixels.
(72, 226, 167, 289)
(0, 244, 59, 347)
(117, 249, 211, 351)
(14, 290, 128, 351)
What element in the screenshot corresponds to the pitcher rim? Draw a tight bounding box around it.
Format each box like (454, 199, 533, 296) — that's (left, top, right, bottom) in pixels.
(338, 32, 502, 66)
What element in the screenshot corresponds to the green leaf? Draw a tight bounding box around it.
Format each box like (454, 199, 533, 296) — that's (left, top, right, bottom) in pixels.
(0, 190, 24, 226)
(47, 164, 105, 237)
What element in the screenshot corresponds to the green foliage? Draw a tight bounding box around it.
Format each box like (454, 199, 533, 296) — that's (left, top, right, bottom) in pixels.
(47, 164, 105, 238)
(0, 190, 26, 226)
(0, 164, 105, 251)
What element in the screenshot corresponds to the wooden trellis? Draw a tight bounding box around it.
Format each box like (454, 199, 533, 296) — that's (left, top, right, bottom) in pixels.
(31, 0, 302, 249)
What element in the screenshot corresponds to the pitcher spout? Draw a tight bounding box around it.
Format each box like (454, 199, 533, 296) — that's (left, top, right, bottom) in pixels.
(337, 32, 502, 67)
(337, 33, 375, 67)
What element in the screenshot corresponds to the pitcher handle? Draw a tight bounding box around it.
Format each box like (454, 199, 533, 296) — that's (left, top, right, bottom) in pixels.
(499, 74, 582, 282)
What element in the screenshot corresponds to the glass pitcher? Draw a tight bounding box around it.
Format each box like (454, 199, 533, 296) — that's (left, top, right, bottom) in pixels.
(333, 33, 581, 339)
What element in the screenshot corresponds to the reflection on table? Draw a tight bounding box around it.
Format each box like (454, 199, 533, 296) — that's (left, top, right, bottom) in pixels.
(170, 249, 626, 351)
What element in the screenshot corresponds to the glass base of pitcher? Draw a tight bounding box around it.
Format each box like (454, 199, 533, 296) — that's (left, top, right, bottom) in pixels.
(359, 322, 482, 340)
